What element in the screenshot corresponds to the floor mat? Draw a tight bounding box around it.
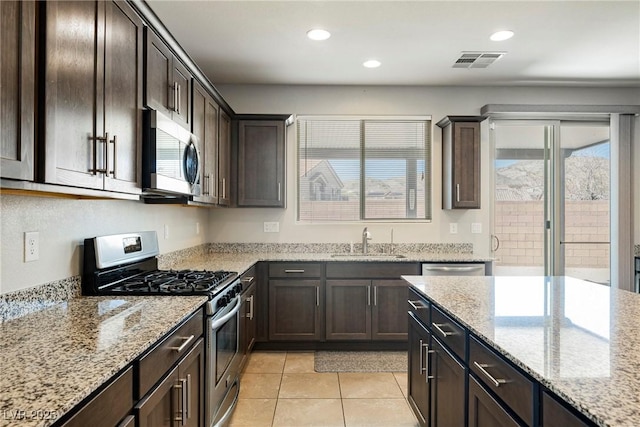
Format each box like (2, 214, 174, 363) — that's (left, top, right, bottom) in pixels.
(314, 351, 407, 372)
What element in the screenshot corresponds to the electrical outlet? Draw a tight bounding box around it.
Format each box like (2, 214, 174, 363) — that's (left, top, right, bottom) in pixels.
(164, 224, 170, 239)
(449, 223, 458, 234)
(24, 231, 39, 262)
(471, 223, 482, 234)
(263, 222, 279, 233)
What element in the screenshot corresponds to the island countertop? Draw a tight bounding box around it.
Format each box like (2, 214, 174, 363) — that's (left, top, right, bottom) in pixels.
(0, 295, 207, 427)
(403, 275, 640, 427)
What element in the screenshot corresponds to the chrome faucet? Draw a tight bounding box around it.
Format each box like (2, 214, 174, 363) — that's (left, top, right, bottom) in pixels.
(362, 227, 372, 254)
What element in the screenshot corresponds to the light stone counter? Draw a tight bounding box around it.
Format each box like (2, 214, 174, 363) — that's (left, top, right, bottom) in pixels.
(403, 275, 640, 427)
(0, 295, 207, 427)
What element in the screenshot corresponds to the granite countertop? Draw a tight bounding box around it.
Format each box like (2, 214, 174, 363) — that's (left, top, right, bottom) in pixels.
(164, 251, 494, 273)
(403, 275, 640, 427)
(0, 295, 207, 427)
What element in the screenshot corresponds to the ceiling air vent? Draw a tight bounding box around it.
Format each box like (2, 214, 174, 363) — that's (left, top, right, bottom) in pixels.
(453, 52, 506, 69)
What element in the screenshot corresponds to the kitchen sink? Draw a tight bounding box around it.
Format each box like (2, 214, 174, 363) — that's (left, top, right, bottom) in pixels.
(330, 253, 406, 259)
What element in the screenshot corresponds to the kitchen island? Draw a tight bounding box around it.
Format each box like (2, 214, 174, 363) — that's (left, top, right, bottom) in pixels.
(403, 275, 640, 427)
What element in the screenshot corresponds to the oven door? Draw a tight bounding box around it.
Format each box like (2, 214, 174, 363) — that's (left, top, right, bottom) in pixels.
(207, 294, 241, 427)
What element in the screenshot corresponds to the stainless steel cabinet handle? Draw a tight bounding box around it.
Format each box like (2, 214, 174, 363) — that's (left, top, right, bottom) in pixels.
(170, 335, 195, 353)
(278, 182, 281, 201)
(367, 285, 371, 306)
(246, 295, 254, 320)
(177, 83, 181, 115)
(432, 323, 453, 337)
(374, 286, 378, 306)
(222, 178, 226, 199)
(284, 269, 305, 273)
(173, 380, 185, 425)
(89, 134, 108, 175)
(492, 235, 500, 252)
(316, 286, 320, 306)
(408, 300, 428, 310)
(185, 374, 191, 420)
(473, 361, 507, 387)
(424, 342, 435, 383)
(173, 81, 178, 112)
(456, 183, 460, 202)
(242, 276, 254, 284)
(423, 266, 484, 273)
(419, 339, 425, 374)
(109, 134, 117, 177)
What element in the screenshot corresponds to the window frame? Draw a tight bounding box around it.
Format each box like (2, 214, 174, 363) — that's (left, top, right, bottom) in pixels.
(296, 115, 432, 223)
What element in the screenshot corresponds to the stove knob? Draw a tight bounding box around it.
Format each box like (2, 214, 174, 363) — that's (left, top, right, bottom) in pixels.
(218, 296, 228, 308)
(235, 283, 243, 293)
(229, 289, 237, 298)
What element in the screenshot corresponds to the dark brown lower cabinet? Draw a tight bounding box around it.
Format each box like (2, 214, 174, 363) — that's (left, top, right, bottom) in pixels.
(542, 391, 590, 427)
(136, 338, 204, 427)
(60, 366, 133, 427)
(269, 279, 323, 341)
(408, 314, 430, 427)
(326, 279, 408, 341)
(431, 336, 465, 427)
(468, 375, 521, 427)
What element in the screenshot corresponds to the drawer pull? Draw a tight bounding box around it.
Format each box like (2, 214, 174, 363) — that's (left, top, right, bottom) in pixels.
(408, 300, 428, 310)
(284, 269, 305, 273)
(242, 276, 254, 283)
(170, 335, 195, 353)
(432, 322, 454, 337)
(473, 361, 507, 387)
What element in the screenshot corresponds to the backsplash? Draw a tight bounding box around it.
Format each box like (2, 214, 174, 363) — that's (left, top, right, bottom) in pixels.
(207, 242, 474, 254)
(0, 276, 81, 323)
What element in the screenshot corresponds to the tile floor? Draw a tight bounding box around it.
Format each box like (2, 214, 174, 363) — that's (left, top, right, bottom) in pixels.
(228, 351, 419, 427)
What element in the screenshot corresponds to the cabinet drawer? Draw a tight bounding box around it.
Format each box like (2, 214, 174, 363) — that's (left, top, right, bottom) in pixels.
(137, 308, 204, 397)
(61, 366, 133, 427)
(269, 262, 322, 278)
(469, 336, 534, 426)
(408, 287, 430, 326)
(431, 305, 466, 360)
(326, 262, 419, 278)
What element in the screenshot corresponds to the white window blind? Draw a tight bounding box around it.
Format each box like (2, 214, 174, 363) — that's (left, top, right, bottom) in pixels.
(297, 117, 431, 222)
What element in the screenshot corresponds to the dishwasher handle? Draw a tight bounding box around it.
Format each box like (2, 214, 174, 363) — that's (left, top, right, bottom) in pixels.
(422, 264, 485, 276)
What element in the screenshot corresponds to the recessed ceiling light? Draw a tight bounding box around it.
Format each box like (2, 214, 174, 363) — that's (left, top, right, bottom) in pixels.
(363, 60, 381, 68)
(307, 29, 331, 41)
(490, 30, 514, 41)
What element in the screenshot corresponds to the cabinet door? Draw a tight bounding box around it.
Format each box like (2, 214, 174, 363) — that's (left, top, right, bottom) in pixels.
(218, 110, 231, 206)
(431, 336, 465, 427)
(192, 82, 219, 204)
(136, 364, 181, 427)
(144, 28, 172, 116)
(44, 0, 103, 189)
(326, 280, 371, 340)
(1, 0, 35, 180)
(237, 120, 285, 207)
(179, 338, 204, 427)
(408, 315, 430, 427)
(468, 375, 521, 427)
(171, 59, 191, 130)
(542, 391, 589, 427)
(452, 122, 480, 208)
(269, 279, 322, 341)
(371, 279, 407, 341)
(102, 0, 143, 194)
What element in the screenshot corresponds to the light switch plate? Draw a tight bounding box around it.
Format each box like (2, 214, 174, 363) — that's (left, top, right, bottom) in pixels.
(264, 222, 280, 233)
(449, 223, 458, 234)
(471, 223, 482, 234)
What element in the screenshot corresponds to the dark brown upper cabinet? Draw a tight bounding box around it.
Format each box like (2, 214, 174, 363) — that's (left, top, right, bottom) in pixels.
(192, 80, 219, 205)
(42, 0, 143, 195)
(1, 1, 35, 181)
(144, 28, 191, 131)
(237, 117, 287, 207)
(437, 116, 485, 209)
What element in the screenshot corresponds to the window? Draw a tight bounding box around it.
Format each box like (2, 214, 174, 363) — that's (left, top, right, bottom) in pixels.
(297, 116, 431, 222)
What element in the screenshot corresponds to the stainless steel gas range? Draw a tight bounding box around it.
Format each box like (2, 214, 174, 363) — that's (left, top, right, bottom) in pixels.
(82, 231, 243, 427)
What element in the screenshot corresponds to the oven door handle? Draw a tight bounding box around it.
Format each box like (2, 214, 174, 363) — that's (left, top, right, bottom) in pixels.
(211, 296, 241, 330)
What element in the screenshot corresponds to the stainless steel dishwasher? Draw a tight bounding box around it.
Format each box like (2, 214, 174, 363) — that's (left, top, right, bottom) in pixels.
(422, 263, 486, 276)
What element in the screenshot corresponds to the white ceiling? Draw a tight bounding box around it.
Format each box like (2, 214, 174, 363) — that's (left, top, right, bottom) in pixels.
(145, 0, 640, 87)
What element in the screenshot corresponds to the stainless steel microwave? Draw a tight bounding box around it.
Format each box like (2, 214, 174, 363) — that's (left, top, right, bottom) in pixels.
(142, 109, 201, 197)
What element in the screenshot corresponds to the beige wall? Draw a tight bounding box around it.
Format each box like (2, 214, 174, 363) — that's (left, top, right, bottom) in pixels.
(2, 85, 638, 295)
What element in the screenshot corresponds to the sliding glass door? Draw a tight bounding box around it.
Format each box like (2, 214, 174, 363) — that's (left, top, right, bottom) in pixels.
(491, 120, 610, 284)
